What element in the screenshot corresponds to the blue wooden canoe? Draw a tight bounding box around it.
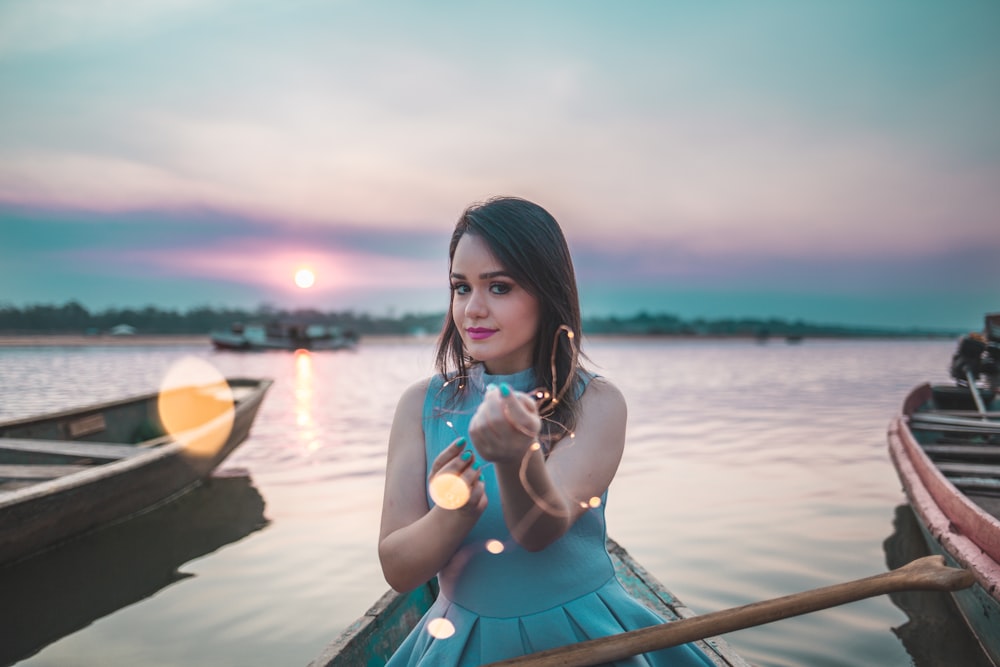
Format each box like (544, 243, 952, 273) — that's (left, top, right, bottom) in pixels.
(309, 538, 749, 667)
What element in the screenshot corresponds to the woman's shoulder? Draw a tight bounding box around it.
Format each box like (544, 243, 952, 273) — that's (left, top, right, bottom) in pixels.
(394, 376, 434, 416)
(579, 373, 626, 412)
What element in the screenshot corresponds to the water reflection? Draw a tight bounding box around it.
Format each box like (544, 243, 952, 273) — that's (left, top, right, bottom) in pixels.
(882, 504, 992, 667)
(294, 350, 321, 452)
(0, 471, 268, 667)
(0, 339, 969, 666)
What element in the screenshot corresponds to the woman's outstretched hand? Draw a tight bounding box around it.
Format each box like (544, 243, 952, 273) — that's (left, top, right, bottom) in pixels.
(469, 383, 542, 465)
(428, 437, 488, 515)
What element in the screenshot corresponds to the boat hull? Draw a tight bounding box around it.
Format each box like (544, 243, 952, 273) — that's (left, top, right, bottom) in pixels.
(888, 382, 1000, 665)
(210, 335, 356, 351)
(309, 538, 749, 667)
(0, 377, 272, 565)
(210, 322, 358, 352)
(0, 469, 268, 665)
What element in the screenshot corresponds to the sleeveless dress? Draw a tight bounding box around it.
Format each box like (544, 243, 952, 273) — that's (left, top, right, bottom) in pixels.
(385, 366, 716, 667)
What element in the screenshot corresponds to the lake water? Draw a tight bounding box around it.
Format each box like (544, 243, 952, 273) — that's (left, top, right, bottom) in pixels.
(0, 337, 987, 667)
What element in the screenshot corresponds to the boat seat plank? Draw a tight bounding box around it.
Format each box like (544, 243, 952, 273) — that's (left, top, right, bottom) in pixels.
(0, 464, 94, 481)
(922, 444, 1000, 461)
(0, 438, 145, 461)
(951, 476, 1000, 491)
(935, 410, 1000, 418)
(937, 461, 1000, 479)
(908, 418, 1000, 435)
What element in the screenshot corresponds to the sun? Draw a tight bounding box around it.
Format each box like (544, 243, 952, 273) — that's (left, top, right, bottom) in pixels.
(294, 268, 316, 289)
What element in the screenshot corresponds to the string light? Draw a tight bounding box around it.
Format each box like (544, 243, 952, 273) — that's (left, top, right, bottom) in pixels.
(426, 617, 456, 639)
(428, 472, 471, 509)
(432, 323, 601, 520)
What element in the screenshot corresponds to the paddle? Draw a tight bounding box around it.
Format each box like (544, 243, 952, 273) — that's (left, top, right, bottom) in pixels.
(965, 369, 989, 418)
(483, 555, 974, 667)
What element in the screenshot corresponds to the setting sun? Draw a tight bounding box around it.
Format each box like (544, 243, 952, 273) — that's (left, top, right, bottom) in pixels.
(294, 268, 316, 289)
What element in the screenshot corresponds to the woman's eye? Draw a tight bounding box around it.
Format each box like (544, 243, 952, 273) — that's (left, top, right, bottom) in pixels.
(490, 282, 512, 295)
(451, 283, 470, 295)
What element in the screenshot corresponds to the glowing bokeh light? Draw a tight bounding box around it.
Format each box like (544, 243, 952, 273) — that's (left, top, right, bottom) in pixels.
(428, 472, 471, 509)
(294, 267, 316, 288)
(485, 539, 505, 554)
(426, 617, 456, 639)
(157, 356, 234, 458)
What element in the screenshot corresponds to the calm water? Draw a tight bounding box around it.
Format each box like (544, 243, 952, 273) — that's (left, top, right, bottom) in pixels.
(0, 337, 985, 666)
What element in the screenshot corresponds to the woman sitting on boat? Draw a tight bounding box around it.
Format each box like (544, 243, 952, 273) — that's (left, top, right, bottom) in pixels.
(378, 196, 715, 666)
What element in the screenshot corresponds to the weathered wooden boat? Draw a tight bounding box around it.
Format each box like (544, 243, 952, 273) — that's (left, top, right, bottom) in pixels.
(309, 538, 750, 667)
(0, 376, 272, 565)
(210, 321, 358, 351)
(887, 314, 1000, 665)
(0, 468, 268, 665)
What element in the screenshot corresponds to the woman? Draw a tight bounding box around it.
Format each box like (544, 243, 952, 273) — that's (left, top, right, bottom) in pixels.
(378, 197, 713, 666)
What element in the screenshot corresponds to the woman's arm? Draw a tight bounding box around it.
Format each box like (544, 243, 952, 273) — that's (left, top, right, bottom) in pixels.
(377, 379, 487, 592)
(471, 377, 627, 552)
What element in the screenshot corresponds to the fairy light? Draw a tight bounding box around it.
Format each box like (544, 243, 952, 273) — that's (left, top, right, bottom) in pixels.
(541, 325, 579, 415)
(433, 324, 599, 520)
(428, 472, 471, 509)
(427, 617, 455, 639)
(156, 356, 234, 458)
(485, 539, 505, 554)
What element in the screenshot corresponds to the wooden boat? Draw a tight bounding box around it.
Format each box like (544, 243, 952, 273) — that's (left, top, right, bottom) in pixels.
(0, 376, 272, 565)
(0, 468, 268, 665)
(210, 321, 358, 351)
(887, 314, 1000, 665)
(309, 538, 750, 667)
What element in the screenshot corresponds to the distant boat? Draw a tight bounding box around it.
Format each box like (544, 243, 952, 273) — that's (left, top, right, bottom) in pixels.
(0, 377, 272, 565)
(886, 312, 1000, 665)
(210, 321, 359, 352)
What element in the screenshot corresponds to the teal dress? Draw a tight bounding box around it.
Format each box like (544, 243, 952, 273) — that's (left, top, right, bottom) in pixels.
(385, 366, 715, 666)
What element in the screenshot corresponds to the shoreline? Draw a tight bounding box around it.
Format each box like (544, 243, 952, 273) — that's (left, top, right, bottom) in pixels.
(0, 335, 211, 347)
(0, 334, 428, 348)
(0, 332, 952, 348)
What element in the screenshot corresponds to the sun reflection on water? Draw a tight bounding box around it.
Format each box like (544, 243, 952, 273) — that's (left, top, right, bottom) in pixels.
(294, 350, 320, 452)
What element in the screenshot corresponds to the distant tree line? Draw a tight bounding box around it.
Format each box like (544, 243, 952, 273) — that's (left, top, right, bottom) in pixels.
(0, 301, 959, 339)
(0, 301, 442, 336)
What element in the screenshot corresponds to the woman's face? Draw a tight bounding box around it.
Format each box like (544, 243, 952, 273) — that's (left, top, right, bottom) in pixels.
(450, 233, 540, 375)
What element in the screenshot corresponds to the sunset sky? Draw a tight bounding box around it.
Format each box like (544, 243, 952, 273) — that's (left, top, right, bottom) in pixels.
(1, 1, 997, 331)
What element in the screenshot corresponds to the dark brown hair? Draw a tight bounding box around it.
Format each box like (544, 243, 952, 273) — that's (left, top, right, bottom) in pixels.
(435, 196, 585, 444)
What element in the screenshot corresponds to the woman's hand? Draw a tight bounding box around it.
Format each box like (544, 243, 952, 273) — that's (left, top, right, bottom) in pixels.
(469, 383, 542, 465)
(428, 437, 487, 516)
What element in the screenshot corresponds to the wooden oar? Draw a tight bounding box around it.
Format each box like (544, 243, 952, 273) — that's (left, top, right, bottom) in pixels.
(484, 555, 973, 667)
(964, 370, 989, 418)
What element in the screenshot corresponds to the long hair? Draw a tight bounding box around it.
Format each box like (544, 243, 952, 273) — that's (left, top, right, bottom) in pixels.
(435, 196, 585, 445)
